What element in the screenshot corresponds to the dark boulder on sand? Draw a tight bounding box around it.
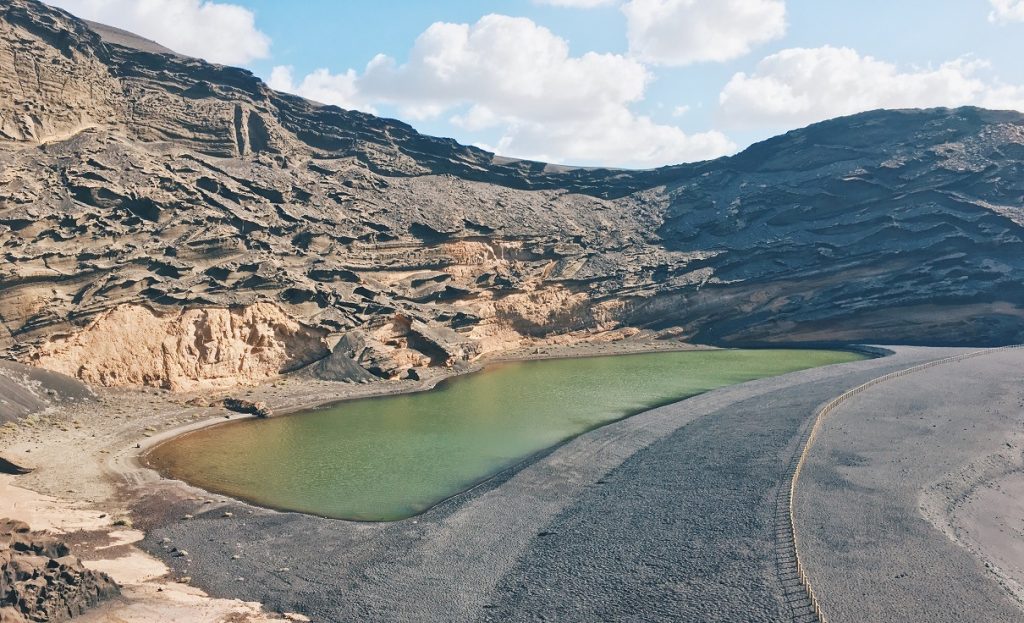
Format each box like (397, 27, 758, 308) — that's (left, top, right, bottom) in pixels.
(222, 398, 273, 418)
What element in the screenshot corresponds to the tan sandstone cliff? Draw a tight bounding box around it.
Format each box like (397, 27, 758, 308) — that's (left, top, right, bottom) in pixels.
(30, 304, 328, 391)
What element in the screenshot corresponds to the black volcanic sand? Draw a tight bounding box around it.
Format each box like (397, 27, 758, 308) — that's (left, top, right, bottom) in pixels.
(0, 359, 95, 423)
(798, 347, 1024, 622)
(137, 347, 1015, 623)
(0, 456, 31, 474)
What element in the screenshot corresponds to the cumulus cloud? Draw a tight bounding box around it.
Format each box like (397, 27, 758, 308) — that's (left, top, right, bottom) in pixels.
(357, 16, 650, 123)
(989, 0, 1024, 23)
(47, 0, 270, 65)
(981, 83, 1024, 111)
(272, 14, 734, 167)
(268, 66, 375, 114)
(622, 0, 786, 66)
(719, 46, 1024, 128)
(489, 110, 734, 168)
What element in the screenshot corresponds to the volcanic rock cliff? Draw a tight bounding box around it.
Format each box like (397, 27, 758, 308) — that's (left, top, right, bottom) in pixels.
(1, 0, 1023, 390)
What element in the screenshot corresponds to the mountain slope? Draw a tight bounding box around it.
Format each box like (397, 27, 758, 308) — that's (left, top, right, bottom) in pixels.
(645, 107, 1024, 344)
(2, 0, 1023, 390)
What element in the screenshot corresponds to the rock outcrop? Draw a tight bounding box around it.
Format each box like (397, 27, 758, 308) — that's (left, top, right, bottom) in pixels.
(0, 457, 31, 475)
(0, 519, 119, 622)
(1, 0, 1023, 391)
(29, 303, 328, 391)
(222, 398, 273, 418)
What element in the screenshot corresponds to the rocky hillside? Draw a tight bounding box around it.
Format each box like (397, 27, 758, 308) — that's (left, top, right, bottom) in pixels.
(1, 0, 1023, 390)
(646, 109, 1024, 344)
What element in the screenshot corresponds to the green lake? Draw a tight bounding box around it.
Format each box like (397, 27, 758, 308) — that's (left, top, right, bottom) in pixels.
(146, 349, 865, 521)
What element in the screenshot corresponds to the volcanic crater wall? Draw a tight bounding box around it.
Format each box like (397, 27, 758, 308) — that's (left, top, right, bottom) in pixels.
(2, 0, 1024, 391)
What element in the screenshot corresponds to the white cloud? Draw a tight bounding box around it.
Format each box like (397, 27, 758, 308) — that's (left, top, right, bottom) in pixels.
(719, 46, 1024, 128)
(47, 0, 270, 65)
(989, 0, 1024, 23)
(268, 65, 375, 114)
(272, 14, 734, 167)
(450, 105, 502, 131)
(622, 0, 786, 66)
(491, 110, 734, 168)
(267, 66, 295, 92)
(672, 105, 691, 117)
(981, 83, 1024, 111)
(358, 16, 650, 124)
(533, 0, 617, 7)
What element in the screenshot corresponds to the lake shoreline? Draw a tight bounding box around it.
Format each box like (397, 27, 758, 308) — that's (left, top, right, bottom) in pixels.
(144, 348, 868, 522)
(136, 335, 717, 492)
(0, 333, 709, 620)
(137, 340, 888, 488)
(133, 346, 981, 622)
(0, 337, 891, 621)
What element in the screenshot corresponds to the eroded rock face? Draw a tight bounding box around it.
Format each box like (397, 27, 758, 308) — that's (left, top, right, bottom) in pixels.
(1, 0, 1024, 392)
(638, 112, 1024, 345)
(30, 304, 328, 391)
(0, 2, 125, 143)
(0, 519, 119, 622)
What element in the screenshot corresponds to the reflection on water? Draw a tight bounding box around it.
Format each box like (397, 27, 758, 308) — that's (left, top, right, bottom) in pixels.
(146, 349, 864, 521)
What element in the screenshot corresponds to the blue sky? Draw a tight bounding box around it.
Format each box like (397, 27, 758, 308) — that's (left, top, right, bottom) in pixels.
(49, 0, 1024, 168)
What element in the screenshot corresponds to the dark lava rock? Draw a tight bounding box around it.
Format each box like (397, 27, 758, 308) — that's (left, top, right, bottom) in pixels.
(0, 518, 119, 622)
(222, 398, 273, 418)
(0, 457, 31, 476)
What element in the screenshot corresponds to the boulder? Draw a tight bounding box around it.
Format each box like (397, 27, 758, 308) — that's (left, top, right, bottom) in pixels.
(222, 398, 273, 418)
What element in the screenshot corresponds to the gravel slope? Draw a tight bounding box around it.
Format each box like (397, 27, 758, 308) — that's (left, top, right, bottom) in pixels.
(0, 359, 94, 423)
(480, 350, 965, 622)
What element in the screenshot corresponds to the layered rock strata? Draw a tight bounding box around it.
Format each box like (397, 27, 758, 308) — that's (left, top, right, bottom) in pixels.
(2, 0, 1023, 390)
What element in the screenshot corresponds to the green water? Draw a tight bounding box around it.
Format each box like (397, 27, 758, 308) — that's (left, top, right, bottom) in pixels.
(146, 349, 864, 521)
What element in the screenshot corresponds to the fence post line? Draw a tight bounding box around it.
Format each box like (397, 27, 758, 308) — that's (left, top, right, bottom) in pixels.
(787, 345, 1016, 623)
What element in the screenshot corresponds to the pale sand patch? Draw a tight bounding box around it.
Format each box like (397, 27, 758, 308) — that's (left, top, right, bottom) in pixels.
(921, 448, 1024, 607)
(0, 474, 284, 622)
(85, 549, 167, 584)
(0, 473, 105, 531)
(957, 475, 1024, 602)
(75, 583, 278, 623)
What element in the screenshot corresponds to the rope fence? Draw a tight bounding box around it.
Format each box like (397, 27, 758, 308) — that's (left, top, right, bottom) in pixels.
(787, 344, 1024, 623)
